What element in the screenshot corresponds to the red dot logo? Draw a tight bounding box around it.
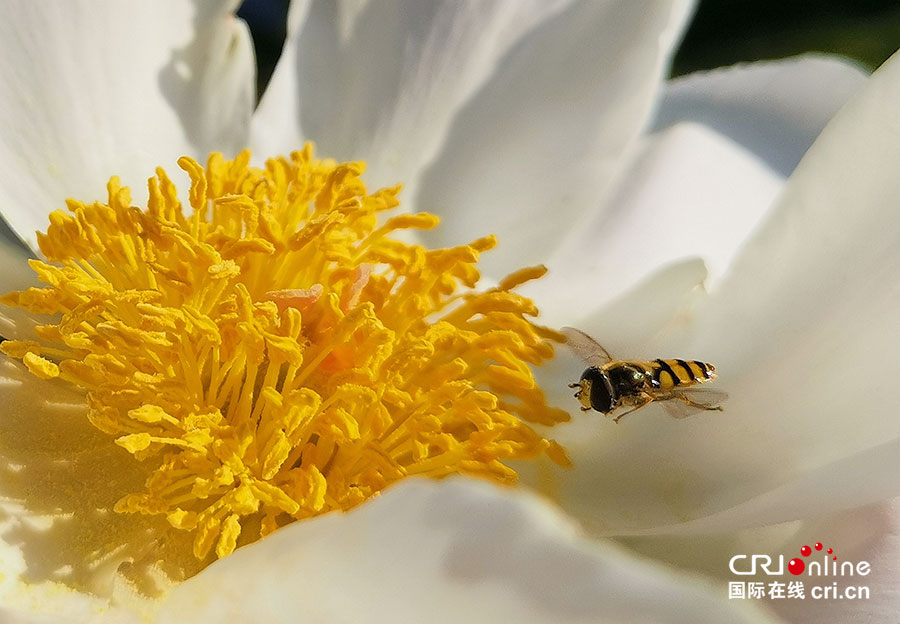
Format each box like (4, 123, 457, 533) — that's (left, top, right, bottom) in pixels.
(792, 540, 836, 570)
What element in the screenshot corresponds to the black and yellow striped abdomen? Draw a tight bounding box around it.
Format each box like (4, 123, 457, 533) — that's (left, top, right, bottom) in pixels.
(636, 359, 716, 391)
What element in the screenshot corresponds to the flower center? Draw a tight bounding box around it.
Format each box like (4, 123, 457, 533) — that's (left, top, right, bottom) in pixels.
(1, 145, 570, 572)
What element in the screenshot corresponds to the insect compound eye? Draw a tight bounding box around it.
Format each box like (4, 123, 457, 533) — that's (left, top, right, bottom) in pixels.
(581, 367, 614, 413)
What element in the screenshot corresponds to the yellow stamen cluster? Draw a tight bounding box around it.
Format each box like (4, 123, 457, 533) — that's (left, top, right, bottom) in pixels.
(1, 146, 570, 563)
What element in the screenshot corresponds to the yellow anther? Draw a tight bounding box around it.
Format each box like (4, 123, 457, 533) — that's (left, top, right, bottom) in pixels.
(498, 265, 548, 291)
(381, 213, 440, 231)
(167, 508, 199, 530)
(216, 514, 243, 559)
(22, 352, 60, 379)
(116, 432, 153, 453)
(127, 404, 177, 424)
(1, 340, 41, 359)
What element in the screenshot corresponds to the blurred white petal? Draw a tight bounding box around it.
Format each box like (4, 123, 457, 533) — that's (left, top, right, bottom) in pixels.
(253, 0, 575, 191)
(0, 596, 140, 624)
(672, 47, 900, 512)
(624, 438, 900, 536)
(552, 257, 709, 353)
(523, 122, 783, 323)
(158, 479, 781, 624)
(0, 0, 254, 252)
(653, 55, 869, 175)
(416, 0, 694, 277)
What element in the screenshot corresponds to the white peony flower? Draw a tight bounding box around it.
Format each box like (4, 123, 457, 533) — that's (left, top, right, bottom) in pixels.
(0, 1, 894, 622)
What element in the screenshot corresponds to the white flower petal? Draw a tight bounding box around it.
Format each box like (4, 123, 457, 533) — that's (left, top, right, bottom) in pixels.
(158, 479, 780, 624)
(545, 50, 900, 537)
(253, 0, 573, 191)
(622, 438, 900, 536)
(653, 55, 869, 176)
(0, 0, 254, 252)
(547, 257, 709, 353)
(522, 122, 783, 322)
(0, 237, 41, 342)
(0, 480, 142, 622)
(0, 355, 182, 611)
(182, 4, 256, 156)
(0, 598, 140, 624)
(671, 47, 900, 511)
(416, 0, 694, 278)
(530, 58, 865, 331)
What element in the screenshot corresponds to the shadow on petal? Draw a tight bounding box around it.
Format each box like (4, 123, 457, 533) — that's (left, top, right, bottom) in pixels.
(0, 354, 201, 597)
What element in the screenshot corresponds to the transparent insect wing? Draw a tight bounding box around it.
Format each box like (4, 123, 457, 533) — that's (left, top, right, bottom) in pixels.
(660, 388, 729, 419)
(560, 326, 612, 366)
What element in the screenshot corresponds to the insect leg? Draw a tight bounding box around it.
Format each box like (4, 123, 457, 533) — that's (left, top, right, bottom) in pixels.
(676, 394, 724, 411)
(570, 382, 582, 400)
(612, 394, 653, 423)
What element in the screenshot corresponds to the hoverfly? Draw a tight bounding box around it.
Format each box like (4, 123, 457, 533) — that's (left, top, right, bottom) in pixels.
(561, 327, 726, 423)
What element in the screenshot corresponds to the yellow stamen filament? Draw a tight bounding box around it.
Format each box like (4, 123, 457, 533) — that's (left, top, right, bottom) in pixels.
(2, 145, 570, 566)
